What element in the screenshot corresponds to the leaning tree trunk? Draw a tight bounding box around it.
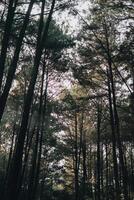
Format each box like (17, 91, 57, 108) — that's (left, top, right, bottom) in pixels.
(26, 3, 46, 200)
(3, 1, 56, 200)
(0, 0, 18, 90)
(0, 0, 35, 122)
(0, 124, 16, 197)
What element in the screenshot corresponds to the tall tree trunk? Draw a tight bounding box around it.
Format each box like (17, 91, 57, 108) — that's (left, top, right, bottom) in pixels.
(0, 0, 35, 122)
(3, 1, 55, 199)
(107, 68, 121, 200)
(82, 131, 87, 200)
(0, 124, 16, 198)
(18, 128, 35, 200)
(104, 21, 129, 199)
(87, 143, 93, 199)
(105, 143, 109, 200)
(80, 110, 86, 200)
(96, 104, 102, 200)
(0, 0, 18, 90)
(130, 143, 134, 194)
(26, 127, 39, 200)
(26, 4, 46, 200)
(19, 100, 39, 195)
(100, 144, 104, 197)
(108, 59, 129, 200)
(33, 63, 48, 200)
(74, 110, 79, 200)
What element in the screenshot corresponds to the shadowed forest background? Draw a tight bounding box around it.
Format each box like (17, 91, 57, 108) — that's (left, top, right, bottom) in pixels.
(0, 0, 134, 200)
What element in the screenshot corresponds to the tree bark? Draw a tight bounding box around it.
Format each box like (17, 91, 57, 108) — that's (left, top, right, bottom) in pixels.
(32, 62, 48, 200)
(104, 20, 130, 199)
(74, 110, 79, 200)
(96, 104, 102, 200)
(0, 0, 35, 122)
(3, 0, 55, 199)
(107, 68, 121, 200)
(0, 0, 18, 90)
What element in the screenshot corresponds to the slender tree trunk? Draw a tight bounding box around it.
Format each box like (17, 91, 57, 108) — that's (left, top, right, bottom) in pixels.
(26, 127, 40, 200)
(18, 128, 35, 200)
(96, 104, 102, 200)
(80, 110, 87, 200)
(74, 110, 79, 200)
(104, 21, 129, 199)
(33, 63, 48, 200)
(0, 0, 18, 90)
(26, 4, 46, 200)
(87, 143, 93, 199)
(3, 1, 55, 199)
(109, 62, 129, 200)
(101, 144, 104, 196)
(107, 68, 121, 200)
(19, 99, 40, 193)
(0, 0, 35, 122)
(0, 124, 16, 198)
(130, 143, 134, 195)
(105, 143, 109, 200)
(5, 124, 16, 179)
(82, 131, 87, 200)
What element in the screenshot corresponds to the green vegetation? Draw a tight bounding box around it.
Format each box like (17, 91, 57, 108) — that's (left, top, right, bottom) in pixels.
(0, 0, 134, 200)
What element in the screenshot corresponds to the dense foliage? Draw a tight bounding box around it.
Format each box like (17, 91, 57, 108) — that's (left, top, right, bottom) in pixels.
(0, 0, 134, 200)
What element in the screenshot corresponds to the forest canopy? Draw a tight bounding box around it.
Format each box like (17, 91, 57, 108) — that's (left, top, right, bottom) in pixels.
(0, 0, 134, 200)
